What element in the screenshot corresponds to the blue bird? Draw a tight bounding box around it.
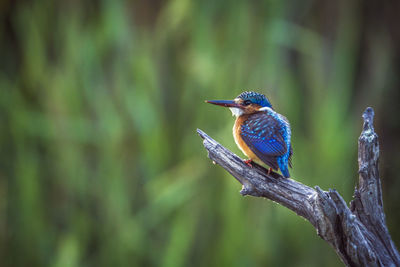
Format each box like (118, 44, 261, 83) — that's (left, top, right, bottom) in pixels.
(206, 91, 292, 178)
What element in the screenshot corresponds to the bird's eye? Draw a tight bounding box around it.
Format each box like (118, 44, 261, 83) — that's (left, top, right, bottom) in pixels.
(243, 100, 251, 106)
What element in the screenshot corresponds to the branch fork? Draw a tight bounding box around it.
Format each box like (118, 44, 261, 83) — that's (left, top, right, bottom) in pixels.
(198, 107, 399, 266)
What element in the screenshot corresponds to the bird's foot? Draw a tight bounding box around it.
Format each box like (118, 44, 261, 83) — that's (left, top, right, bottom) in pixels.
(244, 159, 253, 167)
(267, 168, 273, 175)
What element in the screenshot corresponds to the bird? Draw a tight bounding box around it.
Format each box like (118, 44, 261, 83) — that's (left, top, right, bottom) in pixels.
(206, 91, 292, 178)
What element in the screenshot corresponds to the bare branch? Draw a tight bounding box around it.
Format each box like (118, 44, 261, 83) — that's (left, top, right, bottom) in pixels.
(198, 107, 399, 267)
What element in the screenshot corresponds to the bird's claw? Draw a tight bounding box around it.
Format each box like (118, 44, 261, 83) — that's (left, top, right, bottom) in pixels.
(244, 159, 253, 167)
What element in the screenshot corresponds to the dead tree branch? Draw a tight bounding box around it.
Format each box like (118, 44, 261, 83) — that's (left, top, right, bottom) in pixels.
(198, 107, 399, 266)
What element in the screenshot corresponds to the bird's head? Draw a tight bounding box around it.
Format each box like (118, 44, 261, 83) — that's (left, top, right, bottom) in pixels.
(206, 91, 272, 117)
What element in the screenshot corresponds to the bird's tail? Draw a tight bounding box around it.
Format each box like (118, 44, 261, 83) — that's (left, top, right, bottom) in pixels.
(280, 166, 290, 178)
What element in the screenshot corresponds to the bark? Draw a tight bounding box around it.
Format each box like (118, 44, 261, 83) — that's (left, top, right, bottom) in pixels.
(197, 107, 400, 267)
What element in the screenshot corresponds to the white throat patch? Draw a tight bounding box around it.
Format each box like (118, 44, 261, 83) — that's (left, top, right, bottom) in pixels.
(229, 107, 244, 117)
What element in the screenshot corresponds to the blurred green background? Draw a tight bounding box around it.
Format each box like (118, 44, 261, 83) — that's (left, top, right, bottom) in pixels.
(1, 0, 399, 266)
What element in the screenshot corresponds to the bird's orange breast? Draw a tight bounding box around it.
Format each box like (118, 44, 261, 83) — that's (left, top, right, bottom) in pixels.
(233, 115, 262, 164)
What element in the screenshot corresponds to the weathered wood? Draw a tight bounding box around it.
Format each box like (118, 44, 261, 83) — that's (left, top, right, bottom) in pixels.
(198, 107, 399, 267)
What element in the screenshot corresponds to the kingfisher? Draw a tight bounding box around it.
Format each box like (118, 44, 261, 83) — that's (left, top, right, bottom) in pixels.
(206, 91, 292, 178)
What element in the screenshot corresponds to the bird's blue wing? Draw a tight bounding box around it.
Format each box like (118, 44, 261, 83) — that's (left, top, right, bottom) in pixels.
(240, 112, 288, 170)
(288, 145, 293, 168)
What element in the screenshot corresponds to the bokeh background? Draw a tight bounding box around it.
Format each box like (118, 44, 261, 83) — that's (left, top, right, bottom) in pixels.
(1, 0, 400, 266)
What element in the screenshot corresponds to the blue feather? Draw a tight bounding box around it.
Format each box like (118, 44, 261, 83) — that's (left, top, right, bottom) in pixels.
(252, 139, 285, 155)
(240, 109, 292, 177)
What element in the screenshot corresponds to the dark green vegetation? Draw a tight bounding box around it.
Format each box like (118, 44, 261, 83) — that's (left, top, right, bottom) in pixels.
(1, 1, 399, 266)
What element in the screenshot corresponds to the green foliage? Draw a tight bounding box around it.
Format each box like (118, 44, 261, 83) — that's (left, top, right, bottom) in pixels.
(1, 0, 397, 266)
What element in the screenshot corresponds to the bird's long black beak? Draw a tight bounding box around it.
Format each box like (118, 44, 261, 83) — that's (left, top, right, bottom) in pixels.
(205, 100, 241, 108)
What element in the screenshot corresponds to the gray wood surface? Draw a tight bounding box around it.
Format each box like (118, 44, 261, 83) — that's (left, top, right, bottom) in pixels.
(198, 107, 399, 266)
